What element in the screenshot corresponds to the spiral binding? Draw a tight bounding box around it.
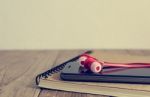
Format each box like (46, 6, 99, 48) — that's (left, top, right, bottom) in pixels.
(35, 51, 92, 85)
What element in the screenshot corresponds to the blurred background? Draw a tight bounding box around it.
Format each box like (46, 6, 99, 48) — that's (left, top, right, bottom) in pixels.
(0, 0, 150, 49)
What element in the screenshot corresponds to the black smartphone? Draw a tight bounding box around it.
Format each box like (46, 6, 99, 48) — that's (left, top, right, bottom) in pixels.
(60, 61, 150, 84)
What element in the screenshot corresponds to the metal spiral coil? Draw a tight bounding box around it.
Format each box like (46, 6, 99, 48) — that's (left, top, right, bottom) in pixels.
(35, 50, 92, 85)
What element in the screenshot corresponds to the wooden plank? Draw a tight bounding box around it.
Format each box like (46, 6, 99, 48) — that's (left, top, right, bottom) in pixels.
(0, 50, 59, 97)
(92, 50, 150, 63)
(50, 50, 86, 67)
(39, 50, 109, 97)
(39, 89, 108, 97)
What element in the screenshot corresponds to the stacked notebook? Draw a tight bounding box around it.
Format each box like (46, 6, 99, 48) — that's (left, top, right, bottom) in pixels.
(36, 51, 150, 97)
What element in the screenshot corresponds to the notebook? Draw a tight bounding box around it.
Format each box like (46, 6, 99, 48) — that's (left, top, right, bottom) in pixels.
(36, 51, 150, 97)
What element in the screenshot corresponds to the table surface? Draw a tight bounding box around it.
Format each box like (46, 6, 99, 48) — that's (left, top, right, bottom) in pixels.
(0, 50, 150, 97)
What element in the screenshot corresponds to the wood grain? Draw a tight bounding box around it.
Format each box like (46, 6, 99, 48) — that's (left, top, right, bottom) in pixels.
(0, 50, 59, 97)
(39, 89, 108, 97)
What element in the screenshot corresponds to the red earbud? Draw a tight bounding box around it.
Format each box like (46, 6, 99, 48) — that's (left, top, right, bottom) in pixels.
(78, 54, 102, 73)
(78, 54, 150, 73)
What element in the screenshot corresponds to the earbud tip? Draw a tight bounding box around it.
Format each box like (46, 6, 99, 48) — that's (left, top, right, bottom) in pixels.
(78, 56, 87, 67)
(91, 62, 102, 73)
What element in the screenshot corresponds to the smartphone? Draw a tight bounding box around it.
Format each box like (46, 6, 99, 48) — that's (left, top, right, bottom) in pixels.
(60, 61, 150, 84)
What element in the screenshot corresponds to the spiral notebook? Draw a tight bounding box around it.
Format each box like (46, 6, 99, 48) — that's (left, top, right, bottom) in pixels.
(36, 51, 150, 97)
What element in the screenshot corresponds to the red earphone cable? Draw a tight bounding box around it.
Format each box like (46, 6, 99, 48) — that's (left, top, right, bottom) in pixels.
(80, 54, 150, 68)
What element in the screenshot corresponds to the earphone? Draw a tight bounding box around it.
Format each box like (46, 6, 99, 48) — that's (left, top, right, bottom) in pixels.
(78, 54, 103, 73)
(78, 54, 150, 73)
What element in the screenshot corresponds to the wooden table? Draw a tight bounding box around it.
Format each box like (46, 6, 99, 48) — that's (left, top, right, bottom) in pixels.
(1, 50, 150, 97)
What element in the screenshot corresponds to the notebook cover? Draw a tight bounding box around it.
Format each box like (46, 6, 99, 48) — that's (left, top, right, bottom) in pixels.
(36, 50, 150, 97)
